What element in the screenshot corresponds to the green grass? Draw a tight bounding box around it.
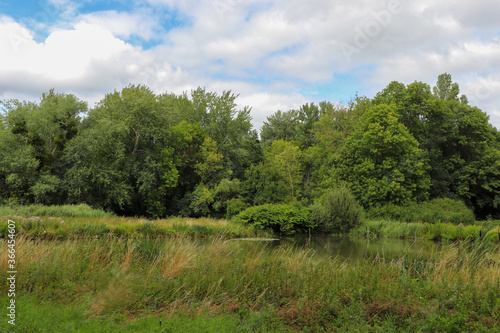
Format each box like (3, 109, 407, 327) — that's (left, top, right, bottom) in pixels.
(0, 215, 267, 240)
(0, 204, 115, 218)
(1, 204, 500, 331)
(1, 296, 282, 332)
(0, 204, 268, 240)
(1, 236, 499, 331)
(351, 220, 500, 244)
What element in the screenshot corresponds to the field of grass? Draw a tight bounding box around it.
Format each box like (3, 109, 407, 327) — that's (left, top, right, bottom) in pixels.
(1, 234, 499, 331)
(1, 204, 500, 331)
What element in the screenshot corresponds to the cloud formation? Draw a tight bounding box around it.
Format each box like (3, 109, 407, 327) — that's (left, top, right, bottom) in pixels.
(0, 0, 499, 129)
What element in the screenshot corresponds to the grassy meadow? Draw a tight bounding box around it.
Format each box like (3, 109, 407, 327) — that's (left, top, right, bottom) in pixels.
(1, 204, 500, 331)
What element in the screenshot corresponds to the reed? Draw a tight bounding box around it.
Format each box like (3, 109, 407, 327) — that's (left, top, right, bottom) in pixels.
(353, 220, 500, 244)
(0, 215, 267, 240)
(1, 236, 499, 331)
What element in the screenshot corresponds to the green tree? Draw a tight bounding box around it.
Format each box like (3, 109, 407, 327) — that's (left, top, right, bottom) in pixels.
(195, 137, 225, 187)
(307, 97, 370, 197)
(241, 162, 289, 206)
(338, 104, 430, 207)
(260, 103, 322, 148)
(265, 140, 303, 200)
(373, 75, 500, 218)
(189, 88, 257, 179)
(433, 73, 460, 101)
(64, 85, 170, 216)
(260, 109, 300, 146)
(0, 90, 86, 204)
(0, 126, 39, 203)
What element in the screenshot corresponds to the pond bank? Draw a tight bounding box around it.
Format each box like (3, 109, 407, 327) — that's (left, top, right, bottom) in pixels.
(1, 235, 499, 332)
(2, 214, 500, 246)
(350, 220, 500, 244)
(0, 215, 269, 240)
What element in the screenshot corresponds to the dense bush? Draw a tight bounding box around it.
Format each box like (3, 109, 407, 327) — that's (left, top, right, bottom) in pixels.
(311, 186, 363, 233)
(225, 198, 249, 220)
(233, 203, 313, 235)
(367, 198, 475, 224)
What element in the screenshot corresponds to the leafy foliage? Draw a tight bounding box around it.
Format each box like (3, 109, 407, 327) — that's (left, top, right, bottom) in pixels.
(0, 90, 85, 204)
(366, 198, 475, 225)
(311, 185, 364, 233)
(241, 162, 289, 206)
(373, 76, 500, 218)
(338, 103, 430, 207)
(1, 73, 499, 221)
(233, 203, 314, 235)
(265, 140, 303, 199)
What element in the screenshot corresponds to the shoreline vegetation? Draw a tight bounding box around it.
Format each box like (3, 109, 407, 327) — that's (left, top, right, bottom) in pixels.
(2, 70, 500, 330)
(1, 204, 499, 243)
(0, 204, 268, 240)
(1, 207, 499, 331)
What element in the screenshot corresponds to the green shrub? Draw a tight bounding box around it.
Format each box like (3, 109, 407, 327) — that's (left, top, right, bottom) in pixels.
(233, 203, 313, 235)
(367, 198, 475, 224)
(311, 186, 363, 234)
(225, 198, 249, 220)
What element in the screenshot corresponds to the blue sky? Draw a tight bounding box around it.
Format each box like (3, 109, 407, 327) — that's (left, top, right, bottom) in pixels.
(1, 0, 500, 129)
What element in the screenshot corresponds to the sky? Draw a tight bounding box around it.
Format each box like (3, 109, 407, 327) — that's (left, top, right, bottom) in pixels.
(1, 0, 500, 130)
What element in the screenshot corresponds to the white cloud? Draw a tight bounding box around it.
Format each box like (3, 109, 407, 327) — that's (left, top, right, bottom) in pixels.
(0, 18, 132, 78)
(1, 0, 500, 129)
(77, 10, 160, 40)
(237, 91, 309, 130)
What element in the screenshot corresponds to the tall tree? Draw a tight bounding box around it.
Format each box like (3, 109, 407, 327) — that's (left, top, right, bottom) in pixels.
(0, 90, 86, 204)
(64, 85, 170, 216)
(189, 88, 257, 179)
(432, 73, 460, 101)
(338, 104, 430, 207)
(307, 97, 370, 197)
(265, 140, 303, 200)
(373, 74, 500, 217)
(260, 109, 300, 146)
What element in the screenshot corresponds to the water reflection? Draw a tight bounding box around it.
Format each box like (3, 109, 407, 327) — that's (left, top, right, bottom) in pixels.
(230, 236, 439, 261)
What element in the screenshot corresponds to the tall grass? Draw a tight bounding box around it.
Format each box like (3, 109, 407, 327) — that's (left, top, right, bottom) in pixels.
(0, 204, 114, 218)
(0, 216, 267, 240)
(366, 198, 476, 224)
(1, 236, 499, 331)
(351, 220, 500, 244)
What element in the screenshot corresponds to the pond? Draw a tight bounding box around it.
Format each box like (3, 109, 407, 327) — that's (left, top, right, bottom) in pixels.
(228, 235, 440, 261)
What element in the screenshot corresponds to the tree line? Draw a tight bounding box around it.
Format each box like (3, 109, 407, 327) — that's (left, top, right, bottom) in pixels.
(1, 74, 499, 219)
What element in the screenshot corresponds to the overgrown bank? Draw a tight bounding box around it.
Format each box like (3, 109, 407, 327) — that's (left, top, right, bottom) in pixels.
(1, 203, 500, 331)
(0, 204, 267, 240)
(351, 220, 500, 244)
(1, 236, 499, 332)
(1, 202, 499, 243)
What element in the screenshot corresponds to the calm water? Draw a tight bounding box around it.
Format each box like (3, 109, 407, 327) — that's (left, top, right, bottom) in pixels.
(229, 236, 439, 261)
